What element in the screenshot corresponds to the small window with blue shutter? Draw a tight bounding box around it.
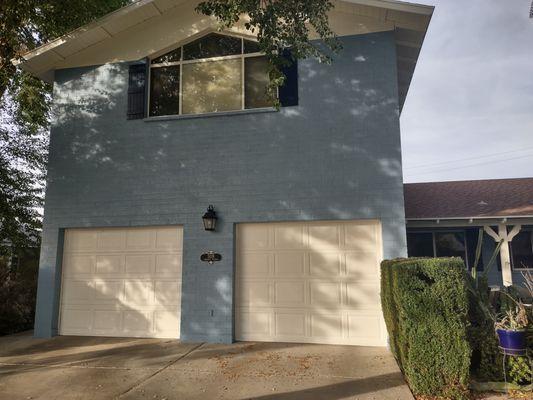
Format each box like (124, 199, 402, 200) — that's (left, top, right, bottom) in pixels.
(279, 49, 299, 107)
(127, 62, 147, 120)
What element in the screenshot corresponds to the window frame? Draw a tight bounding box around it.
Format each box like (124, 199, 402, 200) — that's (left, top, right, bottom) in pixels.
(147, 32, 274, 117)
(510, 229, 533, 271)
(407, 230, 470, 269)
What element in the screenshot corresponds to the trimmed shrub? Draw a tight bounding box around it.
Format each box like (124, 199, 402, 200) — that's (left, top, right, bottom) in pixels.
(381, 258, 472, 399)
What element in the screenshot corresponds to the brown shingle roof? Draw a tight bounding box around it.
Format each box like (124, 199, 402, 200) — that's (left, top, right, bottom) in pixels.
(404, 178, 533, 219)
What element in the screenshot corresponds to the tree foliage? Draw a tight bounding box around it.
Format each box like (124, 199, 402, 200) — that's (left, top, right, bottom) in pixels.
(0, 0, 130, 254)
(197, 0, 341, 100)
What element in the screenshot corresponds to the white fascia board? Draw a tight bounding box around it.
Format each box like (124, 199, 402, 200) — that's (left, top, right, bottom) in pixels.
(343, 0, 434, 15)
(12, 0, 160, 65)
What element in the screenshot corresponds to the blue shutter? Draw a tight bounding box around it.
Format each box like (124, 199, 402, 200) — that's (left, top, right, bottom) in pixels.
(279, 49, 298, 107)
(127, 62, 147, 120)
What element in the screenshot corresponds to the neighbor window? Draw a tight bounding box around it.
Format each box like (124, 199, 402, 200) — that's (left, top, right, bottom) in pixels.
(149, 33, 272, 117)
(407, 232, 434, 257)
(407, 231, 468, 267)
(510, 230, 533, 270)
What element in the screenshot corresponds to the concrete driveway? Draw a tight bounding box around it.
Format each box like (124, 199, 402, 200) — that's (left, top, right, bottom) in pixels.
(0, 332, 413, 400)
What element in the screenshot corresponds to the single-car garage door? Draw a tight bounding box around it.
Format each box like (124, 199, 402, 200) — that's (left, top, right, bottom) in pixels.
(235, 220, 386, 346)
(59, 226, 182, 338)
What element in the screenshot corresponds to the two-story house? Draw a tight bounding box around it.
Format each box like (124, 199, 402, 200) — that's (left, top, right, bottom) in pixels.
(15, 0, 433, 346)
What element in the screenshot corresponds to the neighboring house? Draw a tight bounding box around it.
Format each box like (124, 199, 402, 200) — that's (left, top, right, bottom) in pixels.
(404, 178, 533, 288)
(14, 0, 433, 345)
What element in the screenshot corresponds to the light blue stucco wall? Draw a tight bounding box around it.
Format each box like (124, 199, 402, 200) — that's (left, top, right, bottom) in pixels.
(35, 31, 407, 342)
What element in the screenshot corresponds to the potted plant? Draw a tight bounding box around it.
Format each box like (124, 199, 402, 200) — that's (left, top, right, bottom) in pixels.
(494, 301, 529, 356)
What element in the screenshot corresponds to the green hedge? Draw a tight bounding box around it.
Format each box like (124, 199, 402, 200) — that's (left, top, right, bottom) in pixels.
(381, 258, 472, 399)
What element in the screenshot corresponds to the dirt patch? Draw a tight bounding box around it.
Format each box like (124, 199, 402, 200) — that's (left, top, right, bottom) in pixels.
(208, 350, 323, 382)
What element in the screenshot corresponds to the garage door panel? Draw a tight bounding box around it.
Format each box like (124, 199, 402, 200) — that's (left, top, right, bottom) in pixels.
(61, 309, 92, 331)
(309, 252, 342, 276)
(309, 225, 341, 250)
(344, 223, 378, 250)
(155, 227, 182, 250)
(154, 281, 181, 304)
(345, 252, 379, 278)
(240, 225, 270, 249)
(310, 282, 342, 306)
(123, 311, 152, 332)
(125, 254, 153, 274)
(60, 227, 182, 338)
(275, 252, 305, 276)
(93, 280, 123, 301)
(274, 281, 305, 305)
(239, 253, 270, 277)
(310, 313, 343, 338)
(236, 220, 385, 346)
(347, 314, 381, 339)
(239, 281, 271, 306)
(126, 229, 154, 249)
(64, 255, 95, 275)
(275, 312, 305, 336)
(123, 281, 154, 306)
(96, 255, 124, 274)
(274, 225, 305, 249)
(62, 280, 93, 302)
(97, 230, 127, 251)
(66, 230, 98, 252)
(346, 282, 381, 309)
(237, 312, 271, 335)
(93, 310, 122, 331)
(155, 254, 181, 275)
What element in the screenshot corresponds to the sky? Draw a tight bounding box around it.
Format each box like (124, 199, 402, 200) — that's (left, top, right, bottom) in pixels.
(400, 0, 533, 183)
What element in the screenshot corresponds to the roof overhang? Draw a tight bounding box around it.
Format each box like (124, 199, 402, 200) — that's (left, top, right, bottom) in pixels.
(407, 216, 533, 228)
(13, 0, 433, 109)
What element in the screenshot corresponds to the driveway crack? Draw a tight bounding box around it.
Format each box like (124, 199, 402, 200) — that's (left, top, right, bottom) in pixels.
(113, 342, 205, 399)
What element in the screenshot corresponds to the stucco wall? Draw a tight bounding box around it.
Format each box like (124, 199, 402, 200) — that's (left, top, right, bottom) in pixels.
(35, 31, 406, 342)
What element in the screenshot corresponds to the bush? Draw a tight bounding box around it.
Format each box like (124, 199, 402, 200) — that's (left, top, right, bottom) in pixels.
(0, 249, 38, 335)
(381, 258, 472, 399)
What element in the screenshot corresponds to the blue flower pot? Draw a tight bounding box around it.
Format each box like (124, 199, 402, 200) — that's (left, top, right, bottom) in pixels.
(496, 329, 527, 356)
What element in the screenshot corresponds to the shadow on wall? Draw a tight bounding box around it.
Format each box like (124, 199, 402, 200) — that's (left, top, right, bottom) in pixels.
(45, 32, 406, 340)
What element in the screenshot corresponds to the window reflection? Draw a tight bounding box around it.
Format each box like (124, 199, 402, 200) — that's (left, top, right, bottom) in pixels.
(150, 33, 272, 117)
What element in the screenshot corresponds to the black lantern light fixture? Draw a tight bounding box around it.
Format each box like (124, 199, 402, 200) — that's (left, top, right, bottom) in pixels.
(202, 205, 218, 231)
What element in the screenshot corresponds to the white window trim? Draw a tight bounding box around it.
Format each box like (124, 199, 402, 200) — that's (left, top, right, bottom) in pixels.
(148, 32, 273, 117)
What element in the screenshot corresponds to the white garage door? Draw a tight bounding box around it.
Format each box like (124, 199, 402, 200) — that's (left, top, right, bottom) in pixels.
(59, 226, 182, 338)
(235, 220, 386, 346)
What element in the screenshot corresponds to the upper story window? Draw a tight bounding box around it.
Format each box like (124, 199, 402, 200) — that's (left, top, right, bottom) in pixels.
(149, 33, 272, 117)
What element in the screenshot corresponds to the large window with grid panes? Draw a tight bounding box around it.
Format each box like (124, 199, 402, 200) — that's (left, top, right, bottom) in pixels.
(149, 32, 273, 117)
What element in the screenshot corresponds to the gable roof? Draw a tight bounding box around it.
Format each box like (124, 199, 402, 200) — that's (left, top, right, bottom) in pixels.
(404, 178, 533, 220)
(13, 0, 433, 111)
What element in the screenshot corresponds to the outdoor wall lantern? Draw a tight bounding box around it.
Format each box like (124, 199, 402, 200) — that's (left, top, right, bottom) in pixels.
(202, 205, 218, 231)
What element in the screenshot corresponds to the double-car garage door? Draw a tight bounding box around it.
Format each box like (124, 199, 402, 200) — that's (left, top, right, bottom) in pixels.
(59, 220, 385, 345)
